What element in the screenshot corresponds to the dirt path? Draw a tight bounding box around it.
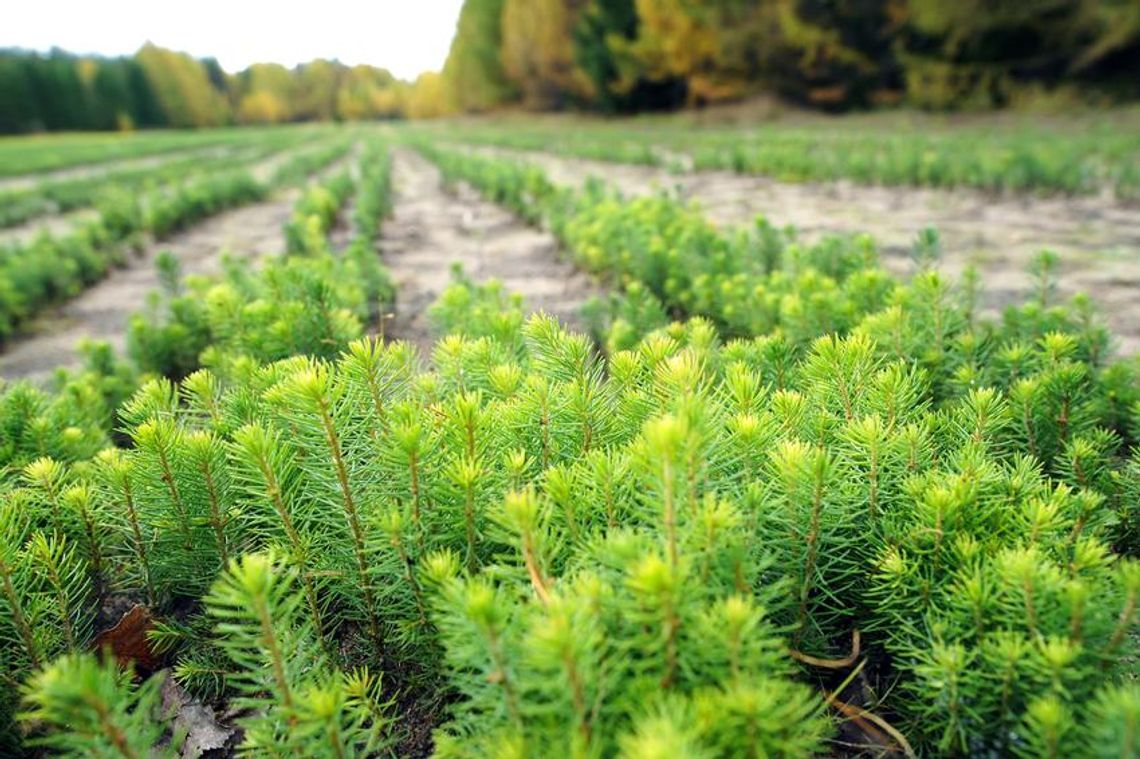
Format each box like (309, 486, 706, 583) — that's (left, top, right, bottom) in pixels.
(0, 191, 297, 382)
(0, 146, 298, 247)
(250, 145, 309, 184)
(0, 148, 366, 382)
(379, 149, 600, 352)
(0, 144, 240, 192)
(0, 208, 102, 247)
(464, 145, 1140, 356)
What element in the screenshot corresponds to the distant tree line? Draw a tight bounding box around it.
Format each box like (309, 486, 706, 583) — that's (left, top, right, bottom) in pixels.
(437, 0, 1140, 114)
(5, 1, 1138, 133)
(0, 44, 419, 134)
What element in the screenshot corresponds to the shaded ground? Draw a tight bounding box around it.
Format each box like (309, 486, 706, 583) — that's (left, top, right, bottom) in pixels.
(0, 190, 297, 382)
(465, 145, 1140, 356)
(379, 148, 600, 352)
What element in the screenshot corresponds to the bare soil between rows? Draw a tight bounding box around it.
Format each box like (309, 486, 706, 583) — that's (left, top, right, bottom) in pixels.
(0, 207, 101, 247)
(0, 146, 302, 248)
(0, 144, 239, 192)
(379, 148, 600, 352)
(0, 150, 362, 383)
(465, 145, 1140, 357)
(0, 147, 601, 385)
(0, 192, 297, 382)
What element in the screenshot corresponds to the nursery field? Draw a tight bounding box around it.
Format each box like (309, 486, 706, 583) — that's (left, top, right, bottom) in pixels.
(0, 114, 1139, 758)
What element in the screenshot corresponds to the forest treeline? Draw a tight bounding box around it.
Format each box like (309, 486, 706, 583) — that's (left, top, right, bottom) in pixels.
(4, 0, 1139, 134)
(0, 44, 427, 134)
(439, 0, 1140, 113)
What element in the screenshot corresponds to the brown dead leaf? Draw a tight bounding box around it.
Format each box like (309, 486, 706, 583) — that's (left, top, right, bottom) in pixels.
(94, 603, 161, 672)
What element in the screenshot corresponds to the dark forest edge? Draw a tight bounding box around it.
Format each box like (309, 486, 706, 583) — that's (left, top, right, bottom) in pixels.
(5, 0, 1140, 134)
(439, 0, 1140, 114)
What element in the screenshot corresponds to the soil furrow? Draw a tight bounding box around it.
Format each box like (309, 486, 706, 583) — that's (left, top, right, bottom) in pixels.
(0, 208, 102, 247)
(0, 144, 241, 192)
(0, 149, 362, 382)
(378, 148, 600, 352)
(0, 192, 298, 382)
(462, 144, 1140, 356)
(0, 145, 303, 247)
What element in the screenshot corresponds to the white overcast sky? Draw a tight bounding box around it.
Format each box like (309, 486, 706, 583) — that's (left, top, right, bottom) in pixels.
(2, 0, 465, 80)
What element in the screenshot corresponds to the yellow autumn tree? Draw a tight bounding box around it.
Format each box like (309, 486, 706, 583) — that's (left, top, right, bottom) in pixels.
(234, 63, 294, 123)
(699, 1, 784, 100)
(135, 43, 229, 127)
(609, 0, 729, 104)
(336, 65, 404, 120)
(407, 72, 449, 119)
(443, 0, 516, 112)
(237, 90, 288, 124)
(372, 84, 408, 119)
(294, 60, 344, 122)
(501, 0, 592, 107)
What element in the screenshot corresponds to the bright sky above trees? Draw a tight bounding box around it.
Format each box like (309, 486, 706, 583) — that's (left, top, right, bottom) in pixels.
(1, 0, 464, 80)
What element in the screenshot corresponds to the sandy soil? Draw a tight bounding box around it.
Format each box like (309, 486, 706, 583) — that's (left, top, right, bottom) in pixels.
(379, 149, 600, 352)
(464, 146, 1140, 356)
(0, 208, 102, 247)
(0, 144, 240, 192)
(250, 145, 308, 184)
(0, 148, 361, 382)
(0, 147, 297, 247)
(0, 191, 297, 382)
